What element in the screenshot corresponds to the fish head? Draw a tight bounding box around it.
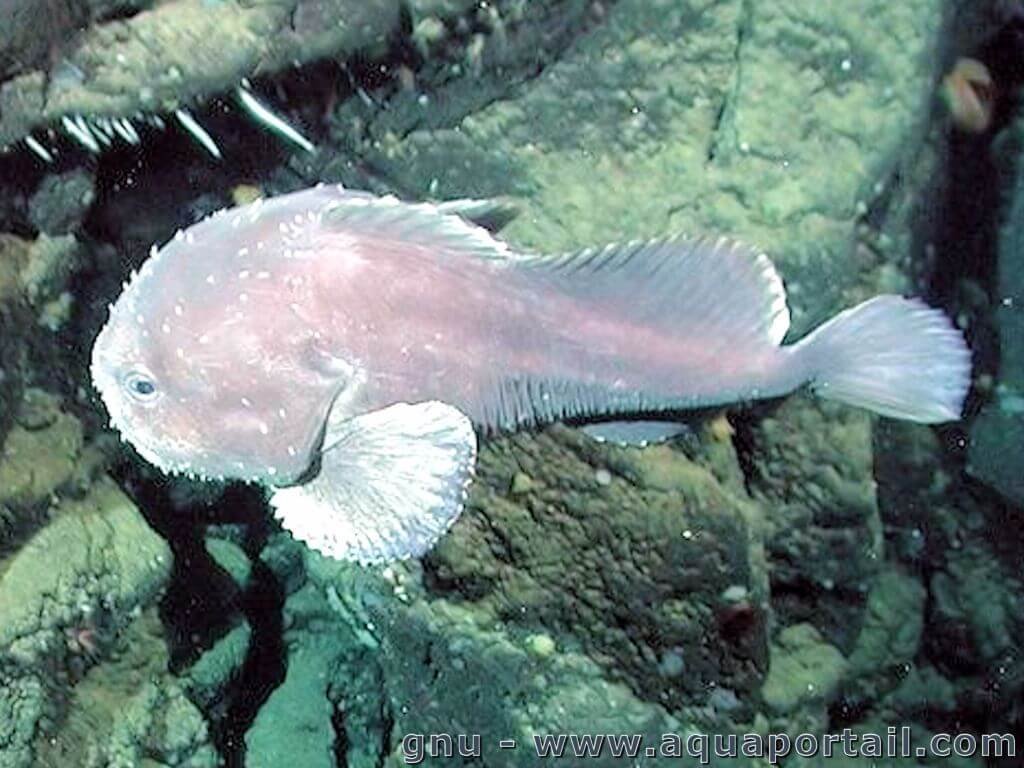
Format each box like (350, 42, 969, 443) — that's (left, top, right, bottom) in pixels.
(90, 295, 219, 478)
(90, 197, 349, 485)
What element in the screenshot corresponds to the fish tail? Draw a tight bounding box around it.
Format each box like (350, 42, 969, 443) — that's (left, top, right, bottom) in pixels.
(792, 295, 971, 423)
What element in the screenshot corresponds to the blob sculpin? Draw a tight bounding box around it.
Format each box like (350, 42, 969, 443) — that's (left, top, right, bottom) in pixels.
(91, 185, 972, 563)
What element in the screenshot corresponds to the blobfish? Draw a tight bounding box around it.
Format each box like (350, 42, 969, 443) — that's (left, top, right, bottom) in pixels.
(90, 185, 972, 563)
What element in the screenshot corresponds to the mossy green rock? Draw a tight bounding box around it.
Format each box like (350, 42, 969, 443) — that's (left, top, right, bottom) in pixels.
(848, 569, 925, 679)
(205, 536, 252, 590)
(246, 629, 338, 768)
(430, 427, 766, 708)
(742, 399, 883, 645)
(35, 611, 218, 767)
(0, 478, 171, 663)
(185, 622, 252, 710)
(762, 623, 848, 714)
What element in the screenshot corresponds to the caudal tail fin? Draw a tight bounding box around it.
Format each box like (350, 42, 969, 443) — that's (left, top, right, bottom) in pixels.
(792, 295, 972, 423)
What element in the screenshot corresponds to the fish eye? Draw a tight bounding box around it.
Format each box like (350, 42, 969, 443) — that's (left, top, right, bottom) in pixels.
(124, 371, 160, 402)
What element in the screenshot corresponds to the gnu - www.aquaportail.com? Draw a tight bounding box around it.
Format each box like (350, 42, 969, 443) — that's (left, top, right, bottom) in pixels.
(399, 727, 1016, 764)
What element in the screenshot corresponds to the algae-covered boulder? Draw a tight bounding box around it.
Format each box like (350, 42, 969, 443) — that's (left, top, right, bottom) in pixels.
(429, 427, 767, 709)
(0, 235, 32, 446)
(741, 400, 883, 645)
(761, 623, 848, 715)
(34, 610, 218, 768)
(0, 479, 173, 768)
(0, 478, 170, 662)
(0, 390, 86, 543)
(252, 542, 749, 768)
(846, 569, 926, 693)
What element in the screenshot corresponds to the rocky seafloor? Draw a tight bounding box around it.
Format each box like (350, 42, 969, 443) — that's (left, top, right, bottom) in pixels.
(0, 0, 1022, 766)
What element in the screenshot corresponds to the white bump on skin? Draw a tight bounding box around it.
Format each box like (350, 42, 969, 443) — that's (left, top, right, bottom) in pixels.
(278, 408, 287, 419)
(239, 270, 250, 279)
(161, 322, 171, 333)
(258, 423, 269, 435)
(239, 293, 249, 303)
(241, 397, 252, 407)
(287, 446, 297, 456)
(257, 271, 270, 279)
(206, 274, 216, 284)
(238, 247, 249, 256)
(174, 304, 183, 316)
(199, 334, 210, 344)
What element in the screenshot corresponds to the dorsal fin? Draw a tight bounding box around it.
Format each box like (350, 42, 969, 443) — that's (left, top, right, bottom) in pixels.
(518, 234, 791, 345)
(435, 197, 519, 233)
(320, 193, 518, 262)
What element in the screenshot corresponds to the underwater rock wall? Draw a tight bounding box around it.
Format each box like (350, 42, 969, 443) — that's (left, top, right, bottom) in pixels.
(0, 0, 1021, 766)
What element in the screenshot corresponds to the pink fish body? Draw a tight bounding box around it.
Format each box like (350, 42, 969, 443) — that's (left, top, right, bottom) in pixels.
(91, 185, 971, 563)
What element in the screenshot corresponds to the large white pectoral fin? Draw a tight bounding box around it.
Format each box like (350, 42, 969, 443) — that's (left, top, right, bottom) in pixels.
(268, 401, 477, 564)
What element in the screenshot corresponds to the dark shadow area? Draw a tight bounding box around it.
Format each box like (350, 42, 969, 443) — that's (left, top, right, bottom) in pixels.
(110, 457, 287, 767)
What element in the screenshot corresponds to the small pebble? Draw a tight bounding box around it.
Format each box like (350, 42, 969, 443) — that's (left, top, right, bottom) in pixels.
(526, 633, 556, 658)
